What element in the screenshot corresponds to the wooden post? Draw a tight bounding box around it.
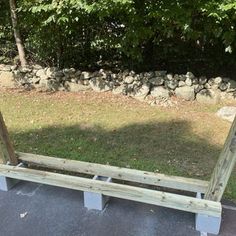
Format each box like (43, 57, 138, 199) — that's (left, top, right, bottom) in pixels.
(0, 112, 18, 165)
(205, 115, 236, 202)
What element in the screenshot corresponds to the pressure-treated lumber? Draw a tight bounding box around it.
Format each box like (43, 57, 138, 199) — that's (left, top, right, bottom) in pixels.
(0, 112, 18, 165)
(18, 152, 209, 193)
(0, 164, 221, 217)
(205, 115, 236, 202)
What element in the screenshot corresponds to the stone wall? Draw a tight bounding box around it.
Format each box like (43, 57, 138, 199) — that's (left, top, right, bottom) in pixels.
(1, 64, 236, 105)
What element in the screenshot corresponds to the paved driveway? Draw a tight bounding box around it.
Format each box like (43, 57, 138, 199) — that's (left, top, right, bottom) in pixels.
(0, 181, 235, 236)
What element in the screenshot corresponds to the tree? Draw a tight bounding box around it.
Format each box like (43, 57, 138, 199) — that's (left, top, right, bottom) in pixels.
(9, 0, 27, 67)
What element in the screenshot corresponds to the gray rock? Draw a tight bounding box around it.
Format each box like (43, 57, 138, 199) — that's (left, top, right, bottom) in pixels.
(46, 67, 57, 78)
(80, 71, 91, 80)
(39, 79, 59, 91)
(178, 81, 185, 87)
(112, 84, 127, 95)
(0, 71, 16, 88)
(218, 82, 228, 91)
(175, 86, 195, 101)
(74, 70, 81, 77)
(53, 71, 64, 78)
(154, 71, 167, 76)
(166, 74, 173, 80)
(0, 64, 11, 71)
(10, 65, 17, 71)
(227, 80, 236, 92)
(165, 80, 178, 90)
(194, 84, 204, 93)
(204, 83, 211, 89)
(178, 75, 186, 81)
(129, 70, 136, 76)
(216, 106, 236, 122)
(65, 81, 90, 92)
(196, 89, 220, 104)
(186, 72, 195, 79)
(89, 77, 111, 92)
(29, 76, 40, 84)
(19, 67, 32, 73)
(133, 83, 150, 100)
(199, 76, 207, 85)
(36, 69, 48, 80)
(32, 64, 43, 70)
(208, 78, 215, 86)
(185, 77, 192, 86)
(151, 86, 170, 99)
(149, 77, 164, 86)
(144, 71, 155, 79)
(213, 77, 222, 84)
(63, 68, 76, 75)
(124, 76, 134, 84)
(192, 77, 199, 85)
(111, 73, 118, 80)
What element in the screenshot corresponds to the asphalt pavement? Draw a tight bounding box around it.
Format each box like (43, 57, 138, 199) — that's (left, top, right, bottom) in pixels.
(0, 181, 235, 236)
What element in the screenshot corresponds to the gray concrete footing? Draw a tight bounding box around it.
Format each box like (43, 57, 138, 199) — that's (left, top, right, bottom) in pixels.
(84, 175, 112, 210)
(195, 193, 221, 235)
(0, 176, 19, 191)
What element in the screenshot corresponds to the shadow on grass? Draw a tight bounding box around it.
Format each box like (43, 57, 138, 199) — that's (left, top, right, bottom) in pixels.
(10, 119, 222, 180)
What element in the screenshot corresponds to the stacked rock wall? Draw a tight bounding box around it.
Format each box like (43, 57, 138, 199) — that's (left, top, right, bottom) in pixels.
(1, 64, 236, 105)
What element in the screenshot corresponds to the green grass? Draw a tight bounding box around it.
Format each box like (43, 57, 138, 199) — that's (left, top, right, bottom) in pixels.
(0, 89, 236, 201)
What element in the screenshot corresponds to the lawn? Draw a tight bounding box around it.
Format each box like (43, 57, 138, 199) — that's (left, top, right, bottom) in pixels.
(0, 88, 235, 201)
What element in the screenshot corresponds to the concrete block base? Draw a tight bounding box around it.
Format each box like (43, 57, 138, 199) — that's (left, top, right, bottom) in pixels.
(84, 176, 112, 210)
(196, 213, 221, 235)
(0, 176, 19, 191)
(195, 193, 221, 235)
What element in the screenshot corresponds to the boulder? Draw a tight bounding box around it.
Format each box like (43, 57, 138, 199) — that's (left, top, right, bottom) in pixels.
(89, 77, 111, 92)
(112, 84, 127, 95)
(196, 89, 220, 104)
(175, 86, 195, 101)
(227, 80, 236, 92)
(216, 106, 236, 122)
(36, 69, 48, 80)
(204, 83, 211, 89)
(65, 81, 90, 92)
(166, 74, 173, 80)
(194, 84, 204, 93)
(186, 71, 195, 79)
(29, 76, 40, 84)
(53, 71, 64, 78)
(133, 83, 150, 100)
(165, 79, 178, 90)
(149, 77, 164, 86)
(218, 82, 228, 91)
(199, 76, 207, 85)
(46, 67, 57, 78)
(178, 81, 185, 87)
(0, 64, 11, 71)
(39, 79, 59, 91)
(192, 77, 199, 85)
(151, 86, 170, 99)
(185, 77, 192, 86)
(0, 71, 16, 88)
(81, 71, 91, 80)
(213, 77, 222, 84)
(154, 71, 167, 76)
(124, 76, 134, 84)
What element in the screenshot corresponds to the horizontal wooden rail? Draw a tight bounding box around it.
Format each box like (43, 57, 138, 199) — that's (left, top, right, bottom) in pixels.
(17, 152, 209, 193)
(0, 164, 221, 217)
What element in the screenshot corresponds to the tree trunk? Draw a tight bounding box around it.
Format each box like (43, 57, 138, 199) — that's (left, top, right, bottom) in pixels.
(9, 0, 27, 67)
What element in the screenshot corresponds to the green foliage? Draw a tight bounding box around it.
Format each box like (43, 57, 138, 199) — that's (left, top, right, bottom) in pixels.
(1, 0, 236, 74)
(0, 0, 16, 63)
